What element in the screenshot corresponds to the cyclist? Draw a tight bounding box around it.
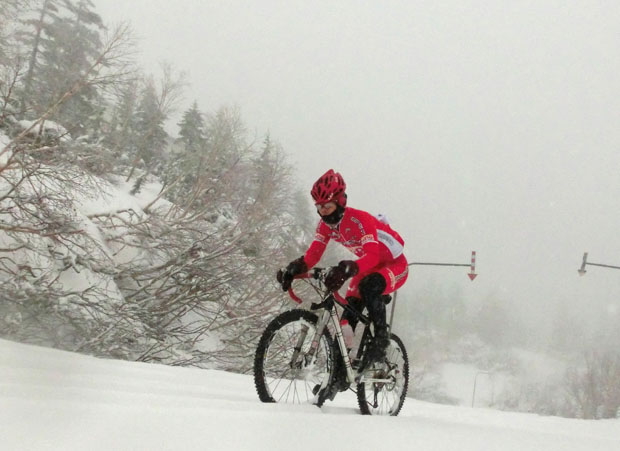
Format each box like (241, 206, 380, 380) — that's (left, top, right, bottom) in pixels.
(277, 169, 409, 394)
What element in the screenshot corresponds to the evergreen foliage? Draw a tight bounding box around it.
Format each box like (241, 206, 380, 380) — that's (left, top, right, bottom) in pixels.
(131, 79, 168, 171)
(178, 101, 206, 153)
(16, 0, 106, 136)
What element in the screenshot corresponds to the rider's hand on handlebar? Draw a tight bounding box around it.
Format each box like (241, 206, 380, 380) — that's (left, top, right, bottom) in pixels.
(276, 256, 308, 291)
(324, 260, 359, 291)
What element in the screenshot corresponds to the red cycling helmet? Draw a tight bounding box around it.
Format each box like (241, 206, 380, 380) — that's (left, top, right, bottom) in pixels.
(311, 169, 347, 207)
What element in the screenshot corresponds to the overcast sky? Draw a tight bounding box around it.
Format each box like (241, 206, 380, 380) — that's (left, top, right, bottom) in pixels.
(94, 0, 620, 344)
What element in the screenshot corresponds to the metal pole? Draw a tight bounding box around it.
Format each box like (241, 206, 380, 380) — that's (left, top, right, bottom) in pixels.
(578, 252, 620, 275)
(578, 252, 588, 276)
(388, 290, 397, 331)
(587, 262, 620, 270)
(471, 371, 490, 407)
(408, 251, 478, 280)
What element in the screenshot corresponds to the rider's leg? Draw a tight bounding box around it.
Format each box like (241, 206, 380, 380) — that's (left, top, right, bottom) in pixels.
(342, 296, 365, 330)
(344, 258, 409, 368)
(359, 272, 390, 365)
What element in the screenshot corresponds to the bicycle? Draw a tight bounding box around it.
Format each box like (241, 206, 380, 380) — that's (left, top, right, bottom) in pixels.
(253, 267, 409, 416)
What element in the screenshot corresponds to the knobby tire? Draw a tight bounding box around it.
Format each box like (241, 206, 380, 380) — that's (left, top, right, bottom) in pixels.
(356, 332, 409, 416)
(253, 309, 334, 407)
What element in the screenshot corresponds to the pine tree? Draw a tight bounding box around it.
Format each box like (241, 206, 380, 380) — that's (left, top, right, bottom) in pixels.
(204, 105, 245, 175)
(18, 0, 106, 136)
(0, 1, 23, 60)
(131, 79, 168, 171)
(178, 101, 206, 154)
(163, 101, 207, 201)
(125, 66, 184, 181)
(17, 0, 63, 116)
(0, 1, 25, 121)
(105, 78, 140, 164)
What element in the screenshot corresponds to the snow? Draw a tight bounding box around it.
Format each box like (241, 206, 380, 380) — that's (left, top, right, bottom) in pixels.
(1, 338, 618, 450)
(72, 175, 167, 218)
(16, 119, 70, 142)
(441, 362, 505, 407)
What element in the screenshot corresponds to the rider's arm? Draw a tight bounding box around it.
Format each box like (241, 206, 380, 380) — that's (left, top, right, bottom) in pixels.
(352, 214, 381, 273)
(303, 221, 330, 269)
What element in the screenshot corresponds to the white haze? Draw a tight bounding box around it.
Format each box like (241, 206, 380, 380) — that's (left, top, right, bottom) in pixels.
(93, 0, 620, 347)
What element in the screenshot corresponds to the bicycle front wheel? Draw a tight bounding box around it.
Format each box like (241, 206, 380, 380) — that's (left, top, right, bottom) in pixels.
(357, 332, 409, 416)
(254, 309, 334, 407)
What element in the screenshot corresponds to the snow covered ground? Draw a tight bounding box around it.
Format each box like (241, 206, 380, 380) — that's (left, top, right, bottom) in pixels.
(1, 338, 618, 450)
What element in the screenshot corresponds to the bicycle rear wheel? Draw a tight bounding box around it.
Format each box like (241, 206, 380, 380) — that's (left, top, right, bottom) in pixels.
(356, 332, 409, 416)
(254, 309, 334, 407)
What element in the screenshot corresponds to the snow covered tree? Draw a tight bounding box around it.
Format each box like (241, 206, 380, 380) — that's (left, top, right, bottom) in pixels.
(208, 134, 314, 371)
(162, 101, 207, 199)
(45, 0, 105, 136)
(102, 114, 312, 369)
(162, 104, 245, 212)
(0, 1, 25, 60)
(0, 45, 24, 128)
(133, 80, 167, 168)
(565, 351, 620, 419)
(1, 3, 316, 374)
(16, 0, 107, 136)
(178, 101, 206, 153)
(0, 135, 133, 353)
(243, 133, 312, 259)
(205, 105, 245, 174)
(15, 0, 62, 116)
(101, 78, 140, 170)
(125, 66, 184, 181)
(0, 4, 142, 356)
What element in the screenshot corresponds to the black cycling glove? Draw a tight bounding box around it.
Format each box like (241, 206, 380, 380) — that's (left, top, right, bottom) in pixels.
(324, 260, 359, 292)
(277, 256, 308, 291)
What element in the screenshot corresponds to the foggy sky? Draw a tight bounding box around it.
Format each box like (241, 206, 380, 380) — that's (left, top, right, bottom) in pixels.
(94, 0, 620, 343)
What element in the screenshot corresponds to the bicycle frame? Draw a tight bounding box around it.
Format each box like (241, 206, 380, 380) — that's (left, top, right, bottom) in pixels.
(288, 271, 394, 388)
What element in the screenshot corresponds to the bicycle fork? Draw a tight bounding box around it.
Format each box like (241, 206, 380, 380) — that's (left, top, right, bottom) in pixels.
(289, 308, 332, 370)
(328, 307, 357, 386)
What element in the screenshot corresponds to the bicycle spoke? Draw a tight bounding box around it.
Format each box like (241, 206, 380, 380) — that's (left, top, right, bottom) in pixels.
(277, 379, 294, 403)
(268, 370, 292, 396)
(255, 310, 332, 406)
(356, 334, 409, 416)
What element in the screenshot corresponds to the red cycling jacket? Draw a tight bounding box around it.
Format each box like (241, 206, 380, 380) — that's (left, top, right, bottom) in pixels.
(303, 207, 405, 274)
